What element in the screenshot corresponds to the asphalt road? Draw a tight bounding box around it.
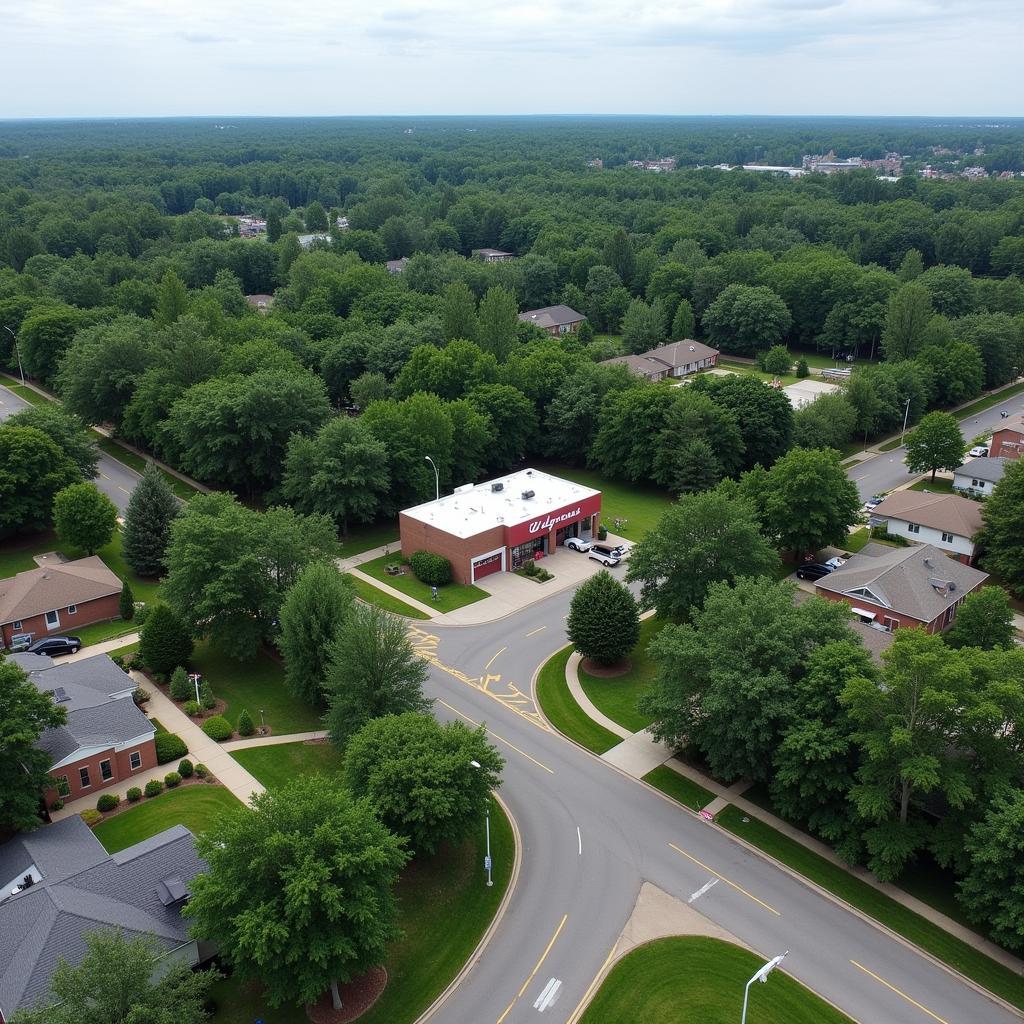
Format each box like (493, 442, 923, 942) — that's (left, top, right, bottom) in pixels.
(419, 584, 1019, 1024)
(0, 383, 141, 513)
(848, 391, 1024, 502)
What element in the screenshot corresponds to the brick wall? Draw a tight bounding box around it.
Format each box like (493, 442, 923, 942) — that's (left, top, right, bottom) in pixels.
(814, 589, 935, 633)
(400, 515, 507, 585)
(2, 592, 122, 647)
(45, 735, 157, 807)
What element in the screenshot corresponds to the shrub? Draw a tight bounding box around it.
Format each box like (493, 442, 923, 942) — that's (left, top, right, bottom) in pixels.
(80, 809, 103, 827)
(199, 679, 216, 710)
(97, 792, 120, 812)
(110, 653, 126, 671)
(138, 604, 193, 676)
(409, 550, 452, 587)
(50, 798, 64, 812)
(202, 716, 233, 742)
(134, 603, 150, 627)
(796, 358, 810, 378)
(155, 731, 188, 764)
(132, 686, 151, 706)
(170, 665, 192, 701)
(164, 771, 182, 788)
(237, 709, 255, 737)
(183, 699, 201, 717)
(194, 763, 209, 779)
(567, 569, 641, 666)
(119, 582, 135, 622)
(127, 786, 142, 802)
(521, 558, 539, 577)
(178, 759, 194, 778)
(870, 525, 909, 546)
(598, 524, 608, 540)
(144, 779, 164, 797)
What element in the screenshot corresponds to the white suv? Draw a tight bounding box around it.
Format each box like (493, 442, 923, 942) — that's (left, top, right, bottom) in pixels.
(588, 543, 622, 567)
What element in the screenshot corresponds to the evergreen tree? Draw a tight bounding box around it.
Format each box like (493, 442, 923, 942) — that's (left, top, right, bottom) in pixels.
(442, 281, 478, 342)
(122, 463, 179, 578)
(237, 708, 255, 736)
(119, 580, 135, 621)
(139, 603, 194, 677)
(476, 285, 519, 360)
(567, 569, 641, 667)
(199, 679, 216, 709)
(671, 437, 721, 494)
(603, 228, 635, 285)
(671, 298, 695, 339)
(155, 270, 189, 327)
(170, 666, 193, 701)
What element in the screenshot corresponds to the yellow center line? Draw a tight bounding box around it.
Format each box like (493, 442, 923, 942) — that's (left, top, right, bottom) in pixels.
(849, 961, 950, 1024)
(525, 625, 547, 637)
(497, 914, 568, 1023)
(568, 941, 617, 1020)
(437, 699, 554, 774)
(484, 646, 507, 671)
(668, 842, 780, 916)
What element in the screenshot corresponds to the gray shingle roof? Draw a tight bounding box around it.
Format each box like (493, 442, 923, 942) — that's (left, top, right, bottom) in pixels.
(0, 822, 204, 1016)
(517, 304, 585, 329)
(0, 816, 107, 896)
(954, 456, 1008, 485)
(814, 543, 989, 623)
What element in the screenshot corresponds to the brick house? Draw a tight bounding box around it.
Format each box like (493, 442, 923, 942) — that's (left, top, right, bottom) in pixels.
(989, 414, 1024, 460)
(517, 305, 586, 336)
(0, 556, 123, 649)
(602, 339, 719, 382)
(814, 542, 988, 634)
(8, 652, 156, 806)
(869, 491, 984, 564)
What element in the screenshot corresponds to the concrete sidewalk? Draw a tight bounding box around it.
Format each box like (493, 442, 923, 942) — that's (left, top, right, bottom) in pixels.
(222, 730, 327, 751)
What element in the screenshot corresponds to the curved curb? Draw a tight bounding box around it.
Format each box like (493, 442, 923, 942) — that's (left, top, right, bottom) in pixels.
(412, 789, 522, 1024)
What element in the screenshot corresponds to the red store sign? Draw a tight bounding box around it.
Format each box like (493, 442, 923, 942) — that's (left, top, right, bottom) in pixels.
(504, 494, 601, 547)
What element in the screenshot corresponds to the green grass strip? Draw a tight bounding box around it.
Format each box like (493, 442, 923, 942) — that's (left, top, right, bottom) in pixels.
(642, 764, 714, 811)
(346, 573, 430, 619)
(535, 646, 622, 755)
(716, 805, 1024, 1010)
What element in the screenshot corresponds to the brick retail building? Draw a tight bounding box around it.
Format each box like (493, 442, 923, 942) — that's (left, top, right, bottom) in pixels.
(400, 469, 602, 584)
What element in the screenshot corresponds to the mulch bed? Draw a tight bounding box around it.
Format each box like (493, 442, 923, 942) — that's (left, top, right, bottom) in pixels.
(305, 968, 388, 1023)
(580, 657, 633, 678)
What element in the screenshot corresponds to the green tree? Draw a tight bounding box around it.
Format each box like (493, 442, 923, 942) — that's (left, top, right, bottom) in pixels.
(0, 425, 81, 532)
(625, 486, 779, 621)
(621, 298, 666, 354)
(466, 383, 538, 472)
(119, 580, 135, 621)
(881, 284, 932, 361)
(17, 306, 83, 385)
(6, 403, 98, 479)
(304, 200, 328, 231)
(349, 370, 391, 408)
(184, 776, 408, 1011)
(898, 249, 925, 281)
(670, 298, 695, 339)
(944, 587, 1016, 650)
(324, 603, 431, 746)
(344, 712, 504, 855)
(980, 459, 1024, 598)
(155, 270, 189, 327)
(567, 569, 641, 666)
(442, 281, 478, 342)
(52, 482, 117, 555)
(793, 393, 858, 451)
(701, 284, 791, 356)
(760, 345, 792, 375)
(279, 562, 355, 705)
(477, 285, 519, 360)
(121, 463, 179, 578)
(170, 665, 192, 701)
(904, 411, 965, 482)
(138, 603, 194, 676)
(603, 228, 635, 285)
(10, 929, 215, 1024)
(758, 447, 861, 557)
(266, 208, 283, 243)
(915, 342, 984, 407)
(237, 708, 255, 736)
(0, 659, 67, 832)
(953, 312, 1020, 389)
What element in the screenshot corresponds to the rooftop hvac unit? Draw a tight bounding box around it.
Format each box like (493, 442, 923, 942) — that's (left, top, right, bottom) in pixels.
(491, 482, 504, 492)
(521, 489, 535, 500)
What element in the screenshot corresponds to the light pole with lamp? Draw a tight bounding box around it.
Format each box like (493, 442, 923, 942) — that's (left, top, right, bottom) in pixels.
(3, 326, 25, 386)
(424, 455, 439, 501)
(741, 951, 788, 1024)
(470, 760, 493, 886)
(899, 397, 912, 445)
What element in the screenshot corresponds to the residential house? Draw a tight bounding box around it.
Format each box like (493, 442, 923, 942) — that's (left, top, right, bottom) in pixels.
(0, 818, 208, 1022)
(953, 456, 1007, 497)
(870, 491, 984, 564)
(814, 542, 988, 634)
(245, 293, 274, 313)
(236, 216, 266, 238)
(0, 556, 123, 649)
(517, 305, 586, 336)
(601, 339, 719, 382)
(782, 379, 841, 410)
(335, 215, 349, 231)
(471, 248, 515, 262)
(989, 414, 1024, 460)
(296, 233, 331, 249)
(385, 257, 408, 274)
(9, 652, 156, 806)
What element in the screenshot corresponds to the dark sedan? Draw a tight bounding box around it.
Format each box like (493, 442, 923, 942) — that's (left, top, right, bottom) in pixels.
(26, 635, 82, 657)
(795, 563, 834, 581)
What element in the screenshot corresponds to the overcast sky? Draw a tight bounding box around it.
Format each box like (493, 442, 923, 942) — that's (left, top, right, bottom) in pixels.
(2, 0, 1021, 118)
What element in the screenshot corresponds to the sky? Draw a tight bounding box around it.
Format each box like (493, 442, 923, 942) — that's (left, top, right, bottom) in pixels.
(1, 0, 1021, 118)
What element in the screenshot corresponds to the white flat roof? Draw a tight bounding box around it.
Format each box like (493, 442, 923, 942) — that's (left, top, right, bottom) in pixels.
(401, 469, 601, 540)
(783, 379, 841, 409)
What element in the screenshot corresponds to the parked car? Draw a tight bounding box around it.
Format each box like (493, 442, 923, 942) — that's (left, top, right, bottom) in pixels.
(589, 547, 622, 567)
(824, 556, 847, 570)
(7, 633, 34, 653)
(863, 494, 885, 511)
(968, 445, 989, 458)
(26, 635, 81, 657)
(565, 537, 592, 552)
(795, 563, 833, 581)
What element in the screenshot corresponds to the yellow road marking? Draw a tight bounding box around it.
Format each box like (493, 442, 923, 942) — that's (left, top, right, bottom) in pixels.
(497, 914, 568, 1023)
(849, 961, 950, 1024)
(484, 646, 507, 671)
(568, 942, 617, 1021)
(438, 699, 554, 774)
(525, 625, 547, 637)
(668, 842, 780, 916)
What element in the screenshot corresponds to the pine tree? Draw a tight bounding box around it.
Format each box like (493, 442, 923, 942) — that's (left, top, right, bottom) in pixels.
(567, 569, 641, 667)
(122, 463, 179, 578)
(199, 679, 216, 710)
(119, 581, 135, 621)
(170, 666, 193, 701)
(671, 298, 695, 339)
(237, 708, 255, 737)
(139, 604, 193, 677)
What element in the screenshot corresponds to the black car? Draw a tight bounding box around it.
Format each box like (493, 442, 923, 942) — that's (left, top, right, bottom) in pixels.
(26, 635, 82, 657)
(795, 563, 834, 581)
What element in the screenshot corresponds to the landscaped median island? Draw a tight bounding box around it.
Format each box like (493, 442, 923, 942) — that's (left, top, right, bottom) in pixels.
(357, 552, 488, 613)
(579, 936, 854, 1024)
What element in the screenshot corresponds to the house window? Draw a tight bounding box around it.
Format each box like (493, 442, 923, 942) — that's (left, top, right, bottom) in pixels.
(971, 479, 979, 488)
(79, 766, 91, 788)
(907, 523, 920, 534)
(882, 616, 899, 632)
(12, 620, 22, 630)
(67, 604, 77, 615)
(45, 609, 60, 628)
(941, 532, 954, 543)
(129, 750, 142, 770)
(99, 759, 113, 781)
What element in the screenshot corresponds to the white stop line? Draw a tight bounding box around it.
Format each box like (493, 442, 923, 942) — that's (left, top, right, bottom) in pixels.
(534, 977, 562, 1012)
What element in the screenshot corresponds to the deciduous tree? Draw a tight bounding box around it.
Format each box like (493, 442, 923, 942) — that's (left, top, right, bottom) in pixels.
(701, 284, 791, 355)
(944, 587, 1016, 650)
(0, 425, 81, 532)
(6, 403, 98, 479)
(980, 459, 1024, 597)
(904, 411, 965, 482)
(567, 569, 640, 666)
(52, 482, 117, 555)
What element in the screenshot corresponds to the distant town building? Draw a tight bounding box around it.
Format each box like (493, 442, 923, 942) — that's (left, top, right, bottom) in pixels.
(236, 216, 267, 238)
(335, 215, 349, 231)
(740, 164, 805, 178)
(296, 233, 331, 249)
(961, 166, 989, 179)
(471, 248, 515, 263)
(385, 257, 408, 274)
(586, 158, 603, 169)
(628, 158, 676, 172)
(245, 294, 274, 313)
(517, 305, 586, 336)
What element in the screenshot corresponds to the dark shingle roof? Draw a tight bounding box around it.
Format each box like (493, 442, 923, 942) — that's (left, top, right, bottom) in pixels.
(517, 304, 585, 329)
(954, 456, 1008, 485)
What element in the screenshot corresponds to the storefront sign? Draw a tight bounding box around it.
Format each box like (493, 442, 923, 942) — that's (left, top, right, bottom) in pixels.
(505, 494, 601, 547)
(528, 507, 582, 535)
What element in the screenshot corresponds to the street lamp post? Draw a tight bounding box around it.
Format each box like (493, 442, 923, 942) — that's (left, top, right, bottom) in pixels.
(3, 326, 25, 386)
(424, 455, 439, 502)
(900, 397, 912, 444)
(470, 760, 493, 887)
(741, 951, 789, 1024)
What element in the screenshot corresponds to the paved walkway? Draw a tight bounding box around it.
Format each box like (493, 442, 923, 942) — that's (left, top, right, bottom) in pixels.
(345, 565, 438, 617)
(63, 633, 140, 662)
(222, 730, 327, 751)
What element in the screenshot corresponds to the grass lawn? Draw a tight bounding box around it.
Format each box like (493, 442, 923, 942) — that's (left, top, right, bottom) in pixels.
(798, 351, 875, 370)
(535, 646, 622, 755)
(92, 785, 241, 854)
(209, 797, 514, 1024)
(345, 572, 430, 619)
(5, 382, 49, 406)
(718, 358, 800, 387)
(909, 477, 955, 494)
(579, 616, 664, 732)
(358, 554, 487, 613)
(341, 519, 400, 557)
(844, 527, 870, 553)
(642, 764, 713, 811)
(537, 463, 673, 541)
(953, 380, 1024, 420)
(580, 936, 853, 1024)
(232, 741, 343, 790)
(189, 640, 322, 735)
(717, 805, 1024, 1010)
(0, 529, 59, 577)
